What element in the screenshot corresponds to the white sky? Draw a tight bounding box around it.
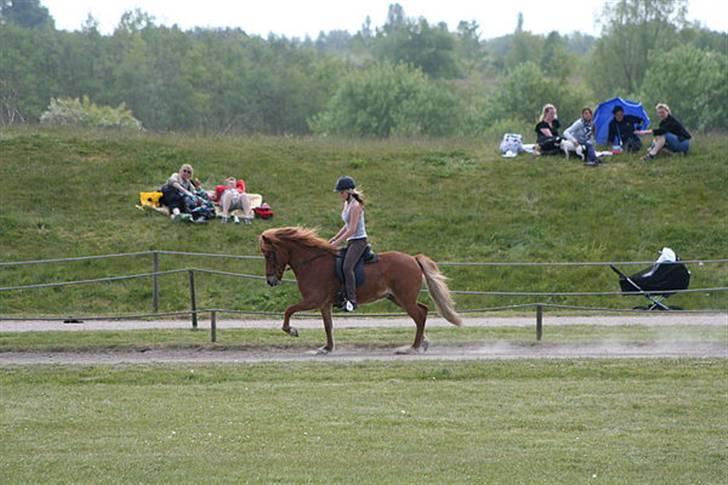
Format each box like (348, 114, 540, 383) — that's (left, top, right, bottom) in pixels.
(42, 0, 726, 39)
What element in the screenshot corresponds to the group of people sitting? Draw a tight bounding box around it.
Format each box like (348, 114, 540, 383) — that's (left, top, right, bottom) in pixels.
(159, 163, 255, 224)
(534, 102, 692, 167)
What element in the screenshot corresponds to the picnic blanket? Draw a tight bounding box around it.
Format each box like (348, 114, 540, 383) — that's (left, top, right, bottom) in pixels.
(137, 191, 264, 218)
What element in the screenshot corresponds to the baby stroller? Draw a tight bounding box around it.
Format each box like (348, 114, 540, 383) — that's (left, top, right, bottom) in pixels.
(610, 248, 690, 310)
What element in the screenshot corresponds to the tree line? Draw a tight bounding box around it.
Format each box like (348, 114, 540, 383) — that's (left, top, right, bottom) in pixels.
(0, 0, 726, 136)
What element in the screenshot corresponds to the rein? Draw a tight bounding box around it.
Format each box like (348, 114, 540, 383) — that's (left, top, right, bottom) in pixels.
(287, 250, 331, 272)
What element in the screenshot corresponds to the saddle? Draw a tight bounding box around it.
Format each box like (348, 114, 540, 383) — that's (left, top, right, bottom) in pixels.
(334, 244, 378, 288)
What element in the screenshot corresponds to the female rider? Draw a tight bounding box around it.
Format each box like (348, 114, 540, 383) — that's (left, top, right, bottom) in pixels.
(329, 176, 367, 312)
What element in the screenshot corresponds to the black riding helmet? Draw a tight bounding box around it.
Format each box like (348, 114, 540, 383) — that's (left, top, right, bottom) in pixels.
(334, 175, 356, 192)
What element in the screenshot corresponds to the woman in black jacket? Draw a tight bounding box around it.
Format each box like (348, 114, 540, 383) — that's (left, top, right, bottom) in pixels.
(636, 103, 692, 160)
(534, 104, 562, 156)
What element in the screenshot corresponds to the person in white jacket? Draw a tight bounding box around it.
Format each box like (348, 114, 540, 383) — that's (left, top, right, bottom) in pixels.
(564, 107, 601, 167)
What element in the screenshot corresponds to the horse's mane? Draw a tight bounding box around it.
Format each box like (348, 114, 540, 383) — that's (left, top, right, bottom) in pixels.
(261, 226, 337, 255)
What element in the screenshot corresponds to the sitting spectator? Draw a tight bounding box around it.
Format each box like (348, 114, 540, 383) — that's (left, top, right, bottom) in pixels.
(636, 103, 692, 160)
(212, 178, 246, 203)
(188, 178, 216, 221)
(219, 177, 253, 224)
(564, 107, 601, 167)
(534, 104, 562, 156)
(160, 164, 213, 223)
(160, 164, 195, 221)
(608, 105, 643, 152)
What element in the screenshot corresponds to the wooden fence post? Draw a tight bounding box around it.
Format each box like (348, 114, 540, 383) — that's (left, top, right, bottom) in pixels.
(210, 310, 217, 343)
(189, 270, 198, 330)
(152, 251, 160, 313)
(536, 304, 543, 341)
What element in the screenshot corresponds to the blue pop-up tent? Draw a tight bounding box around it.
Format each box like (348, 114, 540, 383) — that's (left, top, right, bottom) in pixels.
(593, 97, 650, 145)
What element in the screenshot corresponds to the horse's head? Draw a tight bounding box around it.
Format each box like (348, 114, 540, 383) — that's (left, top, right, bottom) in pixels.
(259, 234, 288, 286)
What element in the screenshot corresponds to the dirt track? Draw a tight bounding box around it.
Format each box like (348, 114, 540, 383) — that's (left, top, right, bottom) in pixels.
(1, 314, 725, 364)
(0, 342, 725, 365)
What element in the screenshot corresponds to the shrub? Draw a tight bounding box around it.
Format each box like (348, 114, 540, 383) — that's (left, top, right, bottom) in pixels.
(309, 63, 460, 137)
(487, 62, 592, 129)
(39, 96, 143, 130)
(640, 45, 728, 131)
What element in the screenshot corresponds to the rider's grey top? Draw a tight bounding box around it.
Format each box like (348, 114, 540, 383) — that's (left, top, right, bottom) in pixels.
(342, 199, 367, 241)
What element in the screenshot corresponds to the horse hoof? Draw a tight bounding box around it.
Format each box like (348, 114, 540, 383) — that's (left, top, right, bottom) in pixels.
(282, 327, 299, 337)
(394, 345, 419, 355)
(422, 338, 430, 353)
(315, 346, 332, 355)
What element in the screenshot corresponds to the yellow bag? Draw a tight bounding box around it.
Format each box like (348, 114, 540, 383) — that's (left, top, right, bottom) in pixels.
(139, 191, 163, 207)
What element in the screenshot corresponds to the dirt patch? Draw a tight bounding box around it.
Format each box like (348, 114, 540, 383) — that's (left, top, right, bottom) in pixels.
(1, 315, 725, 364)
(0, 341, 725, 365)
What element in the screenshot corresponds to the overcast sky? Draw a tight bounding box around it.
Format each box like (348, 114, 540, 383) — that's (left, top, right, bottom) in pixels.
(42, 0, 726, 39)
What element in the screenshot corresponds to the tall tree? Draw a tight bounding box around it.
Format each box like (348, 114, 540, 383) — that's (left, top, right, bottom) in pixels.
(374, 17, 460, 79)
(383, 3, 406, 33)
(0, 0, 54, 29)
(588, 0, 687, 96)
(641, 44, 728, 131)
(540, 31, 571, 80)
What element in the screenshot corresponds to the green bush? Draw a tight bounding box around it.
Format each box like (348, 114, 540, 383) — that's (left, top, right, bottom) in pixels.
(640, 44, 728, 131)
(39, 96, 143, 130)
(487, 62, 592, 128)
(309, 63, 460, 137)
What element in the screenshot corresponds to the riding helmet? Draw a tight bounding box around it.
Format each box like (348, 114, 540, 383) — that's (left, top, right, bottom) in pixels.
(334, 175, 356, 192)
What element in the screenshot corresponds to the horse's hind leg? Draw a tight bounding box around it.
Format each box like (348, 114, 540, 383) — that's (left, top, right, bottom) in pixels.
(393, 296, 429, 354)
(415, 303, 430, 351)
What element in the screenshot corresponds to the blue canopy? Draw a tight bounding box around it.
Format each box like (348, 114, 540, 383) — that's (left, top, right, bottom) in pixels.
(593, 97, 650, 145)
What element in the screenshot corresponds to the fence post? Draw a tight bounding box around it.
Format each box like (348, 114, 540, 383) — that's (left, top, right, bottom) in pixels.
(210, 311, 217, 343)
(189, 270, 198, 330)
(536, 304, 543, 341)
(152, 251, 160, 313)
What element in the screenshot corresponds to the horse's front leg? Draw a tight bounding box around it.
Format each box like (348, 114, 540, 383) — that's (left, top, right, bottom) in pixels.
(282, 300, 317, 337)
(316, 305, 335, 354)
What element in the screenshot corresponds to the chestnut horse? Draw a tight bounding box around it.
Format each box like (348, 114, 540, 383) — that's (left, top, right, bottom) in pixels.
(259, 226, 462, 354)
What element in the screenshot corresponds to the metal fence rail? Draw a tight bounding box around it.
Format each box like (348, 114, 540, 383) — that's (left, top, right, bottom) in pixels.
(1, 266, 726, 297)
(2, 249, 727, 268)
(1, 250, 726, 343)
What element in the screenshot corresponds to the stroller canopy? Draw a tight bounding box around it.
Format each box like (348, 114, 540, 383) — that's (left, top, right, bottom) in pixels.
(593, 97, 650, 145)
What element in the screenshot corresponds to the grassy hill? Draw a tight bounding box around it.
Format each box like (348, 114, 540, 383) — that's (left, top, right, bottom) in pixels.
(0, 128, 726, 316)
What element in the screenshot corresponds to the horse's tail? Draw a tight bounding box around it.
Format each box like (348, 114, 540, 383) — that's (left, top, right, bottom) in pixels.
(415, 254, 463, 327)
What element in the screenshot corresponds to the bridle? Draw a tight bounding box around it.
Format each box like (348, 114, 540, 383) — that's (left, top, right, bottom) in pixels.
(263, 248, 285, 280)
(264, 245, 331, 277)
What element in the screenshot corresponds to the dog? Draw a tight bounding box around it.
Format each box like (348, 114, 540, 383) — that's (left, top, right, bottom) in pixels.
(560, 139, 584, 160)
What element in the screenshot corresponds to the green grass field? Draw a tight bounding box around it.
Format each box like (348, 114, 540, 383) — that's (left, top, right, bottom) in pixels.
(0, 128, 726, 316)
(1, 128, 726, 483)
(1, 359, 726, 483)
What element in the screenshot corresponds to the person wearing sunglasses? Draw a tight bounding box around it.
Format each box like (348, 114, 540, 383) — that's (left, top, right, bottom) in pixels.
(160, 163, 204, 222)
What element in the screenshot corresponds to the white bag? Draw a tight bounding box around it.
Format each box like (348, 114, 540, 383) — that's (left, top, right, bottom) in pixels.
(499, 133, 523, 157)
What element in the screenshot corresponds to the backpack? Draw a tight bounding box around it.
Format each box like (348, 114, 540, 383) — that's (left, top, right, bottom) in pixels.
(139, 191, 163, 207)
(253, 202, 274, 219)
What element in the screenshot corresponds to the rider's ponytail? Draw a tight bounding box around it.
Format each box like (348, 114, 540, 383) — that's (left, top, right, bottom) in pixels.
(347, 189, 365, 207)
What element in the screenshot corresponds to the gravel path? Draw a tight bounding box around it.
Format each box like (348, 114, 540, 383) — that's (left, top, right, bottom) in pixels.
(0, 314, 725, 364)
(1, 313, 726, 332)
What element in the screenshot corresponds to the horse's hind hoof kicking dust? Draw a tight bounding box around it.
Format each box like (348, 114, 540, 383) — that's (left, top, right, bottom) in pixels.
(260, 227, 461, 354)
(395, 336, 430, 355)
